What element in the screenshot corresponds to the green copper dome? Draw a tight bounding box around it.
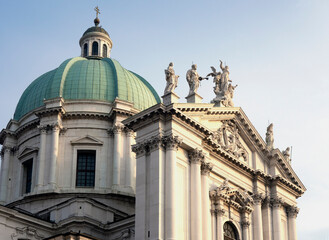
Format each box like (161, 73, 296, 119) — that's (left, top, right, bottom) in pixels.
(14, 57, 160, 120)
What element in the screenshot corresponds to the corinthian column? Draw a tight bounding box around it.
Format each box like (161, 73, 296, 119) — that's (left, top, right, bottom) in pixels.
(36, 125, 47, 190)
(125, 129, 134, 190)
(288, 206, 299, 240)
(242, 220, 250, 240)
(189, 149, 204, 240)
(216, 208, 225, 240)
(272, 197, 283, 240)
(262, 197, 272, 240)
(201, 162, 213, 240)
(163, 135, 182, 240)
(0, 147, 11, 203)
(253, 193, 264, 240)
(111, 124, 124, 187)
(49, 124, 60, 189)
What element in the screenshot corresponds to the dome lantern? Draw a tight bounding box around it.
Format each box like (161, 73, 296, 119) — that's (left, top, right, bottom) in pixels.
(79, 7, 113, 59)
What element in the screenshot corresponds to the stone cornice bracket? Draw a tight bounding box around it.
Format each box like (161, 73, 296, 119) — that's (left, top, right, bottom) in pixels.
(201, 161, 213, 175)
(287, 205, 299, 218)
(162, 135, 182, 150)
(188, 148, 204, 164)
(271, 196, 284, 208)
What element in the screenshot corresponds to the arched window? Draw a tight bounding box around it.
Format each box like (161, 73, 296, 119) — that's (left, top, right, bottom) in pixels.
(83, 43, 88, 57)
(224, 222, 238, 240)
(92, 41, 98, 56)
(102, 44, 108, 58)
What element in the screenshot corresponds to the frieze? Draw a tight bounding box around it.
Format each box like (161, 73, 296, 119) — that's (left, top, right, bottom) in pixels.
(11, 226, 44, 240)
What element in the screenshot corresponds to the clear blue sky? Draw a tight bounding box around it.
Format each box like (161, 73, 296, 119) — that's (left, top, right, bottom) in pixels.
(0, 1, 328, 239)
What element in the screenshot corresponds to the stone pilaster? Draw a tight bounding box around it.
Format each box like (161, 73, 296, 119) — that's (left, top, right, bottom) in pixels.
(124, 129, 134, 190)
(163, 135, 182, 240)
(262, 196, 272, 240)
(36, 125, 47, 191)
(242, 219, 250, 240)
(272, 197, 284, 240)
(109, 123, 124, 187)
(49, 123, 60, 189)
(201, 161, 213, 240)
(0, 147, 12, 203)
(253, 193, 264, 240)
(216, 208, 225, 240)
(189, 148, 204, 240)
(287, 205, 299, 240)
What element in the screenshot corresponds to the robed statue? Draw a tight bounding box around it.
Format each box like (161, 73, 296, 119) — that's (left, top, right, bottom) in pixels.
(186, 64, 208, 96)
(164, 62, 179, 94)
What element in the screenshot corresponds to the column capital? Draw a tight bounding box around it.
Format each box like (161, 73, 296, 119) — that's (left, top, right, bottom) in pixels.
(271, 196, 284, 208)
(132, 142, 147, 157)
(162, 135, 182, 151)
(201, 162, 213, 175)
(288, 205, 299, 218)
(148, 136, 164, 152)
(189, 148, 204, 164)
(215, 208, 225, 217)
(242, 220, 250, 228)
(108, 123, 125, 135)
(252, 193, 264, 205)
(124, 128, 135, 137)
(37, 125, 48, 134)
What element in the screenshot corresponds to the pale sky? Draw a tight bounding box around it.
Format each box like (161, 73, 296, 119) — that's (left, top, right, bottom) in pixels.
(0, 1, 328, 239)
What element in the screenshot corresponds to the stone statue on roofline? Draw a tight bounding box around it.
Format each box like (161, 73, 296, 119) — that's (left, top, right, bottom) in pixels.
(208, 60, 237, 107)
(186, 64, 208, 96)
(282, 147, 291, 162)
(266, 123, 274, 150)
(164, 62, 179, 95)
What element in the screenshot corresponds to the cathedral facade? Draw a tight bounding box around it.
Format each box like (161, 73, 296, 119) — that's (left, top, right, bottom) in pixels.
(0, 14, 305, 240)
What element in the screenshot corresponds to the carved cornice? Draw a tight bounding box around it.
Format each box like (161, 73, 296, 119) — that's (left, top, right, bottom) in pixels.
(34, 106, 65, 118)
(201, 162, 213, 175)
(63, 112, 111, 120)
(189, 148, 204, 164)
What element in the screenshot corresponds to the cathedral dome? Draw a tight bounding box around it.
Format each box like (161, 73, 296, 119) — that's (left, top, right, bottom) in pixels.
(14, 57, 160, 120)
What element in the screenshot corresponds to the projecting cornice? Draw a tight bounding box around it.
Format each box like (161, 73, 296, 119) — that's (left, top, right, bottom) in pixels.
(123, 103, 306, 196)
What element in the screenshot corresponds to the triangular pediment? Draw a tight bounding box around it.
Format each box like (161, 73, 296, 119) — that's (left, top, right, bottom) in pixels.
(18, 146, 39, 159)
(172, 104, 305, 191)
(70, 135, 103, 145)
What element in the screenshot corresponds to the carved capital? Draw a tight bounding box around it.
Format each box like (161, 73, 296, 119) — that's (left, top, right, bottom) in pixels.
(50, 123, 62, 132)
(37, 125, 48, 134)
(201, 162, 213, 175)
(253, 193, 263, 205)
(108, 123, 125, 135)
(189, 148, 204, 164)
(215, 208, 225, 217)
(242, 220, 250, 228)
(132, 142, 147, 157)
(288, 205, 299, 218)
(162, 135, 182, 151)
(148, 136, 164, 152)
(125, 128, 135, 137)
(271, 197, 284, 208)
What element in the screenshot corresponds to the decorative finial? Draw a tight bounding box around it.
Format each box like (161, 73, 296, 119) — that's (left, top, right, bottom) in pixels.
(94, 6, 101, 26)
